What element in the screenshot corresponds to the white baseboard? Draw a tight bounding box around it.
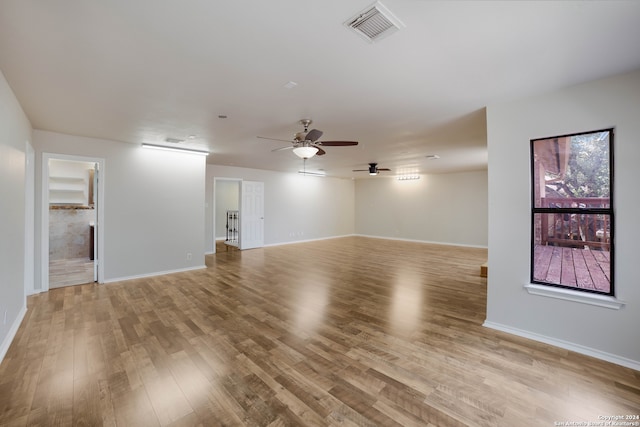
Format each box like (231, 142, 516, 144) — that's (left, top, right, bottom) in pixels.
(263, 234, 355, 247)
(102, 265, 207, 284)
(354, 233, 488, 249)
(259, 234, 488, 249)
(0, 304, 27, 365)
(483, 320, 640, 372)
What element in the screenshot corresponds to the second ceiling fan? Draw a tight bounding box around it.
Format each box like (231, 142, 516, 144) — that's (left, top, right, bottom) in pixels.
(353, 163, 391, 176)
(258, 119, 358, 159)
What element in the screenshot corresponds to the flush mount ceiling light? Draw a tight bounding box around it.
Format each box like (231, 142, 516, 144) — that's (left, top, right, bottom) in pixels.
(298, 169, 326, 177)
(292, 146, 319, 159)
(142, 143, 209, 156)
(397, 174, 420, 181)
(396, 166, 420, 180)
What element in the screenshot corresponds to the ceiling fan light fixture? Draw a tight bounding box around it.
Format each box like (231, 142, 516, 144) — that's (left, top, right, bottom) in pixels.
(293, 146, 319, 159)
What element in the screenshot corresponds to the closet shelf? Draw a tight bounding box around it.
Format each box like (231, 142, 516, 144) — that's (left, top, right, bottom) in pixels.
(49, 188, 85, 193)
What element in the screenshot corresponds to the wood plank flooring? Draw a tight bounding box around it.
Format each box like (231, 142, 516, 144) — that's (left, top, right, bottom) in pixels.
(1, 237, 638, 426)
(49, 258, 95, 289)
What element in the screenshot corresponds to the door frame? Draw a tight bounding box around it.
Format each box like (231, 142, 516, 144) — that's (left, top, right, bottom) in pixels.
(24, 141, 35, 296)
(41, 153, 105, 291)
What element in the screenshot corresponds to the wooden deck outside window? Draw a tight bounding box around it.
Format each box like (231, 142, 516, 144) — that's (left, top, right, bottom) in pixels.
(530, 128, 613, 295)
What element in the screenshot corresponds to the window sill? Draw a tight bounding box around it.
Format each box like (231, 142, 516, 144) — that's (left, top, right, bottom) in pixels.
(524, 283, 625, 310)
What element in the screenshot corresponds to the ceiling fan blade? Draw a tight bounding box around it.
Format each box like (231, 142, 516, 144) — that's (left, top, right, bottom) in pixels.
(315, 147, 326, 156)
(271, 146, 293, 152)
(257, 136, 293, 143)
(305, 129, 323, 142)
(378, 168, 392, 171)
(352, 169, 368, 172)
(317, 141, 358, 146)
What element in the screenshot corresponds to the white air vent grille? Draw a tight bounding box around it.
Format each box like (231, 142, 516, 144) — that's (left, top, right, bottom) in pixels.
(345, 1, 405, 43)
(165, 137, 184, 144)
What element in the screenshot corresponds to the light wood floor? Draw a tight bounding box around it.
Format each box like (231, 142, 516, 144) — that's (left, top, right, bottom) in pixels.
(1, 237, 638, 426)
(49, 257, 95, 289)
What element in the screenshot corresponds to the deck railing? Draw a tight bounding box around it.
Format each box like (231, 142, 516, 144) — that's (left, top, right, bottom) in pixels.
(225, 210, 239, 247)
(539, 197, 610, 251)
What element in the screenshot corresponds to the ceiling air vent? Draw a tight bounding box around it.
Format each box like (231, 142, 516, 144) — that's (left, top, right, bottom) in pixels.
(345, 1, 405, 43)
(165, 137, 184, 144)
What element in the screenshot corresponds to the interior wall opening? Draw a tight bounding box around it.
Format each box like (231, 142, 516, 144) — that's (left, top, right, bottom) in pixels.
(44, 156, 102, 289)
(213, 178, 241, 253)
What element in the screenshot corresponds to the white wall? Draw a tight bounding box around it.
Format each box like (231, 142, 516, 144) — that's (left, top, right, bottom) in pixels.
(486, 69, 640, 369)
(34, 130, 207, 284)
(355, 171, 488, 247)
(0, 71, 32, 362)
(205, 165, 355, 251)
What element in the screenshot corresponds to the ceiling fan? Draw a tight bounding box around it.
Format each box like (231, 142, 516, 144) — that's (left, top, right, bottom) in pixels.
(257, 119, 358, 159)
(353, 163, 391, 176)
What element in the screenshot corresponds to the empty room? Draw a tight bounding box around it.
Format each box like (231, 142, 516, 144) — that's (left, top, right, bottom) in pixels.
(1, 1, 639, 426)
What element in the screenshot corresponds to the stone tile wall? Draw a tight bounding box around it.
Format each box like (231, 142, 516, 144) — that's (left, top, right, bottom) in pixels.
(49, 207, 96, 260)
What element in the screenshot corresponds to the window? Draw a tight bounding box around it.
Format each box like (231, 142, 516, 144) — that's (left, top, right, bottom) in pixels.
(530, 129, 613, 295)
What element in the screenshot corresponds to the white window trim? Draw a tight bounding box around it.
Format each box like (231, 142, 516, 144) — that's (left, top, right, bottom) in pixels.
(524, 283, 625, 310)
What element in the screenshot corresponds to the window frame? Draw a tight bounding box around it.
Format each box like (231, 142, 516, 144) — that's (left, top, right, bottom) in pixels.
(529, 128, 615, 296)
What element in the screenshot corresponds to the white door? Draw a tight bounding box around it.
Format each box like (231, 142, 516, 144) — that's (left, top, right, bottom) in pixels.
(240, 180, 264, 250)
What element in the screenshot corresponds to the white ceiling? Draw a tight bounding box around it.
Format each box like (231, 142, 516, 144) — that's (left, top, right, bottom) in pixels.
(2, 1, 640, 178)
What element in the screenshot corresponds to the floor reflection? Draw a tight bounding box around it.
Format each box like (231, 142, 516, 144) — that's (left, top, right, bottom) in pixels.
(389, 270, 423, 336)
(293, 278, 328, 334)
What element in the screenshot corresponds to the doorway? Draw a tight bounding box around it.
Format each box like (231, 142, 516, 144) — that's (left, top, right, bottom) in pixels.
(42, 154, 104, 290)
(213, 178, 264, 253)
(213, 178, 240, 253)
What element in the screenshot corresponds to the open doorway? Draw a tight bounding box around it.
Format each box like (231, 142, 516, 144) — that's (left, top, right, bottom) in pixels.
(213, 178, 264, 253)
(214, 178, 240, 253)
(42, 154, 104, 290)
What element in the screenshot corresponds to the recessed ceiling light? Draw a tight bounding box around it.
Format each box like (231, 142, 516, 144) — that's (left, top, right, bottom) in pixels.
(425, 154, 440, 160)
(218, 115, 227, 119)
(283, 81, 298, 89)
